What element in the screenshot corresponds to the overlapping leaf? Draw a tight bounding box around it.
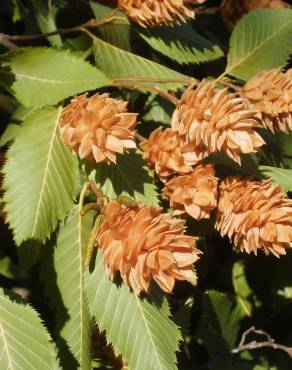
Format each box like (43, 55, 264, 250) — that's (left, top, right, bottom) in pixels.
(0, 47, 110, 107)
(3, 107, 78, 245)
(86, 151, 160, 206)
(0, 288, 58, 369)
(225, 9, 292, 80)
(52, 207, 94, 369)
(31, 0, 62, 47)
(260, 165, 292, 193)
(90, 1, 132, 50)
(196, 291, 241, 369)
(85, 251, 181, 370)
(91, 34, 191, 90)
(139, 24, 224, 65)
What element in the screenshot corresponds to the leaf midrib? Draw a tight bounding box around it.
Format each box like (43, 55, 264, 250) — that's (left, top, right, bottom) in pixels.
(0, 69, 100, 84)
(31, 108, 62, 239)
(0, 318, 14, 369)
(135, 295, 164, 370)
(226, 18, 292, 76)
(87, 31, 186, 81)
(77, 208, 87, 366)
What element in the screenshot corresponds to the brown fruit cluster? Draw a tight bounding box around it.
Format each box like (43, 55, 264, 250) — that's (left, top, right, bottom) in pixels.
(118, 0, 205, 28)
(241, 69, 292, 133)
(140, 127, 206, 182)
(171, 81, 265, 164)
(96, 200, 201, 295)
(60, 93, 137, 164)
(216, 176, 292, 257)
(220, 0, 290, 30)
(163, 164, 218, 220)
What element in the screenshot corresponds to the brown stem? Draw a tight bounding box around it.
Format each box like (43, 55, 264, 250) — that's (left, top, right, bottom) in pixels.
(0, 8, 119, 46)
(113, 77, 194, 84)
(231, 326, 292, 358)
(0, 35, 18, 49)
(113, 81, 179, 104)
(135, 132, 147, 143)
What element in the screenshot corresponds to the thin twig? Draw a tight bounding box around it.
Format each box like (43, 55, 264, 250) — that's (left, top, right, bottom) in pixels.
(196, 326, 292, 369)
(231, 326, 292, 358)
(113, 77, 194, 84)
(0, 35, 18, 49)
(135, 132, 147, 143)
(113, 81, 179, 104)
(151, 86, 179, 105)
(0, 8, 118, 47)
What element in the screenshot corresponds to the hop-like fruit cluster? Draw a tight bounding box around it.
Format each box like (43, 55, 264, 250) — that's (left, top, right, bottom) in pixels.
(96, 200, 201, 294)
(171, 81, 265, 164)
(241, 69, 292, 133)
(220, 0, 290, 30)
(163, 164, 218, 220)
(216, 176, 292, 257)
(140, 127, 206, 182)
(60, 93, 137, 164)
(118, 0, 204, 28)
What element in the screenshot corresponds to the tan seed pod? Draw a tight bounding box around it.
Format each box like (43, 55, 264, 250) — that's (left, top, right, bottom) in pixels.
(118, 0, 205, 28)
(60, 93, 137, 164)
(97, 200, 201, 295)
(220, 0, 290, 31)
(163, 164, 218, 220)
(216, 176, 292, 257)
(171, 80, 265, 164)
(241, 69, 292, 133)
(140, 127, 207, 182)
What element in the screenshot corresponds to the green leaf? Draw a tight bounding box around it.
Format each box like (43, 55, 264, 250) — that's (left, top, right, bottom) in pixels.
(0, 47, 110, 107)
(0, 288, 58, 369)
(90, 34, 191, 91)
(85, 251, 181, 370)
(138, 24, 224, 65)
(232, 261, 253, 317)
(173, 298, 193, 337)
(142, 94, 172, 125)
(277, 132, 292, 169)
(3, 107, 78, 245)
(260, 165, 292, 193)
(0, 123, 20, 147)
(85, 151, 160, 206)
(0, 256, 18, 279)
(31, 0, 62, 47)
(225, 9, 292, 80)
(90, 1, 132, 50)
(198, 291, 241, 353)
(52, 207, 94, 369)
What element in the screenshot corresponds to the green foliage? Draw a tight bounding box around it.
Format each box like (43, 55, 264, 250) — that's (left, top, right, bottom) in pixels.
(87, 151, 160, 205)
(0, 288, 58, 369)
(0, 3, 292, 370)
(31, 0, 62, 47)
(3, 107, 78, 244)
(201, 291, 241, 350)
(232, 261, 253, 317)
(260, 165, 292, 193)
(138, 24, 224, 65)
(91, 35, 189, 91)
(85, 251, 181, 370)
(47, 207, 94, 369)
(0, 47, 110, 107)
(90, 2, 132, 50)
(225, 9, 292, 80)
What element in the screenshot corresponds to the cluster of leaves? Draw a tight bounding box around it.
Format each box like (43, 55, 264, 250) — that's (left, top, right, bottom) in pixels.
(0, 1, 292, 369)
